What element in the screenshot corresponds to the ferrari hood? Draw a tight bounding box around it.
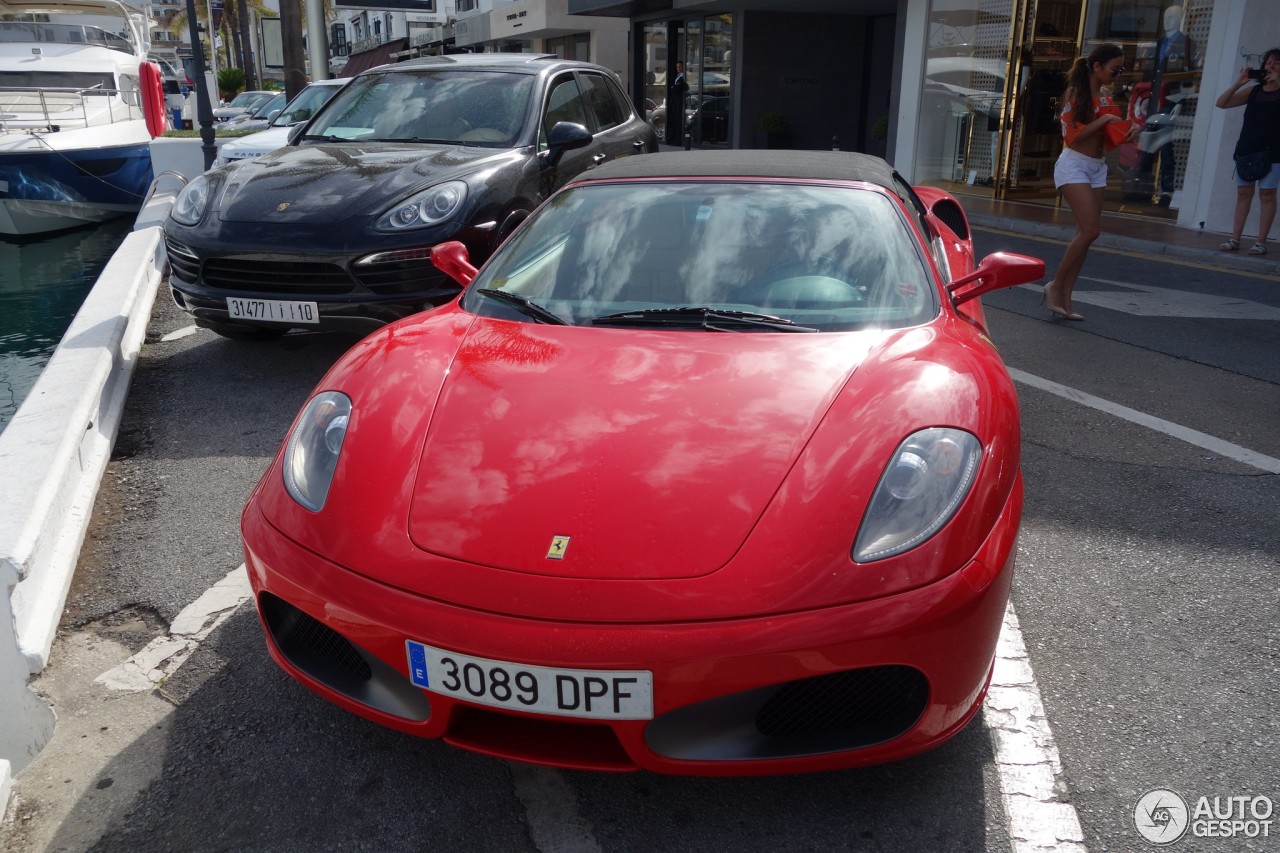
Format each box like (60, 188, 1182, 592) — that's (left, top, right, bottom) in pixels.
(215, 143, 511, 225)
(407, 321, 882, 580)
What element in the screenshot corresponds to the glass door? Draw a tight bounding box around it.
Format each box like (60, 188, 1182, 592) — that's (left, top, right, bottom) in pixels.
(914, 0, 1019, 197)
(1003, 0, 1083, 200)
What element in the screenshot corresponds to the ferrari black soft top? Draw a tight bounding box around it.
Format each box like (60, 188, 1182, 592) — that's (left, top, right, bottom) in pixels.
(576, 150, 900, 191)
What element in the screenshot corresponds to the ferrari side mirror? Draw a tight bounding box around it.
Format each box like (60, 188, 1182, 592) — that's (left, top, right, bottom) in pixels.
(946, 252, 1045, 306)
(431, 241, 479, 286)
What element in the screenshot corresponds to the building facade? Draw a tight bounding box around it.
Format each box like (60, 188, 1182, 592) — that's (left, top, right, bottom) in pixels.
(570, 0, 1280, 239)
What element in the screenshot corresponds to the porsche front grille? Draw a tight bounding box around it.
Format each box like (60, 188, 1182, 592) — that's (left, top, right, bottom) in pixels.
(351, 257, 450, 296)
(201, 258, 356, 294)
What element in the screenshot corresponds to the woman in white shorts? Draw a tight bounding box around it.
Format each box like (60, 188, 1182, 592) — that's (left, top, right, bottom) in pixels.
(1044, 43, 1138, 320)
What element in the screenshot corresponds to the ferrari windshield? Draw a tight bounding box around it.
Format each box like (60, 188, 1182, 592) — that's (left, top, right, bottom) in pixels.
(465, 181, 938, 332)
(305, 70, 533, 146)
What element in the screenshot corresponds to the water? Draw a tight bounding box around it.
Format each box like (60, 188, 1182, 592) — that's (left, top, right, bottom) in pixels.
(0, 218, 134, 434)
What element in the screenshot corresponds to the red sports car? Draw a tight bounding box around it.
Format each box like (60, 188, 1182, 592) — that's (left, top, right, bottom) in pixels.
(242, 150, 1045, 775)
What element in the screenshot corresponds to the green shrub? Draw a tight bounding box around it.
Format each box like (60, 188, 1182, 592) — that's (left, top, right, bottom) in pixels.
(217, 68, 246, 99)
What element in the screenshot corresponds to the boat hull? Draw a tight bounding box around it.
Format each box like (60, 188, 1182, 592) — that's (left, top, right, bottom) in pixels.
(0, 138, 153, 236)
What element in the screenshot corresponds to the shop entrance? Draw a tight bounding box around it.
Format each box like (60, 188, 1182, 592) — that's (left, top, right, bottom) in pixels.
(917, 0, 1212, 222)
(638, 16, 733, 148)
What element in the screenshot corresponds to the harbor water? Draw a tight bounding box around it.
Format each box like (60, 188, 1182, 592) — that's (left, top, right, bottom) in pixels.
(0, 218, 134, 434)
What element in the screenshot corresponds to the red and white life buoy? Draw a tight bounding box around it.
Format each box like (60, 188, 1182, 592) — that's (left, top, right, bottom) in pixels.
(139, 61, 167, 138)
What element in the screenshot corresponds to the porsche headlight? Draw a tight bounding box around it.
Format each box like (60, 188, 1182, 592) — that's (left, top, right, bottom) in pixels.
(377, 181, 468, 231)
(852, 428, 982, 563)
(171, 174, 214, 226)
(283, 391, 352, 512)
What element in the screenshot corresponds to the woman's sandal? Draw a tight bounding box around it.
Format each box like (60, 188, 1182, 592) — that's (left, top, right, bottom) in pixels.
(1219, 239, 1240, 252)
(1249, 242, 1268, 255)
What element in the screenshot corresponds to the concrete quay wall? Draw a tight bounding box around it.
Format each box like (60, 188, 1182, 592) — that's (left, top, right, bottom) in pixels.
(0, 182, 180, 812)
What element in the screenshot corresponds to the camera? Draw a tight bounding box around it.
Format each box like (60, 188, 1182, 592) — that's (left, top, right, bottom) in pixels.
(1248, 68, 1267, 80)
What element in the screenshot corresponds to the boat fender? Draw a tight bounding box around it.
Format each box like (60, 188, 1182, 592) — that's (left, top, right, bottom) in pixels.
(140, 61, 167, 138)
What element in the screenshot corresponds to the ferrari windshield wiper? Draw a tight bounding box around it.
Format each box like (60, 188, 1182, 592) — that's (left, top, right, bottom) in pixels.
(476, 288, 569, 325)
(590, 307, 818, 332)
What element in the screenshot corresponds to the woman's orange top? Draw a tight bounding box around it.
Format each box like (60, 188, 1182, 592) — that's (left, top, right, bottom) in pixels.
(1060, 94, 1129, 150)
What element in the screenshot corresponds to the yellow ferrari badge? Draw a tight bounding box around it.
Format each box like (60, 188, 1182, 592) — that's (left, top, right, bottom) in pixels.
(546, 536, 570, 560)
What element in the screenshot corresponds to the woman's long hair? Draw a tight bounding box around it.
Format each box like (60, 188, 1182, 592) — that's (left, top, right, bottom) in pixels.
(1065, 42, 1124, 126)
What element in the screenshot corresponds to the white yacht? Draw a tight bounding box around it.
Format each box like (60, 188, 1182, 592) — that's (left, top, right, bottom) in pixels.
(0, 0, 162, 236)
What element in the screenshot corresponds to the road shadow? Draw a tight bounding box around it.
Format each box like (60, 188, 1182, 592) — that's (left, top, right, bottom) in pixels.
(43, 607, 996, 852)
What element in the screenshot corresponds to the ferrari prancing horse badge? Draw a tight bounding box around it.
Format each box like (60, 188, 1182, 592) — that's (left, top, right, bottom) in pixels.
(546, 536, 570, 560)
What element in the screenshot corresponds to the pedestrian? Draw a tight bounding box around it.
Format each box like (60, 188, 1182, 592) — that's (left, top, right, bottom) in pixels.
(1213, 48, 1280, 256)
(666, 60, 688, 146)
(1043, 43, 1138, 321)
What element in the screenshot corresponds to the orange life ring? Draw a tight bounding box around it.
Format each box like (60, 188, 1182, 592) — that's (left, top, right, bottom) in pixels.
(139, 61, 167, 138)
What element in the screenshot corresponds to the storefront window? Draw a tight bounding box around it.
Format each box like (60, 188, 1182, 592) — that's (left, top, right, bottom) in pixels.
(915, 0, 1015, 193)
(640, 23, 671, 140)
(915, 0, 1212, 219)
(1082, 0, 1212, 213)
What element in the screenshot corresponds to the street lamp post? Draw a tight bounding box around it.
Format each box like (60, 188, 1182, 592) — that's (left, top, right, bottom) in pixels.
(184, 0, 217, 170)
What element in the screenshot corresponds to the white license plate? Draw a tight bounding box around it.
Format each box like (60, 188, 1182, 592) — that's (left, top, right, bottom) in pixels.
(226, 297, 319, 324)
(405, 640, 653, 720)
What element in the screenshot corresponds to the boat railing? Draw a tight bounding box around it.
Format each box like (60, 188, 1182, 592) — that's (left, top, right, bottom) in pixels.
(0, 21, 135, 55)
(0, 85, 142, 132)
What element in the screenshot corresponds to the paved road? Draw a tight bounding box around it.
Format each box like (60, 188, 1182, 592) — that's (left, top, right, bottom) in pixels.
(2, 228, 1277, 852)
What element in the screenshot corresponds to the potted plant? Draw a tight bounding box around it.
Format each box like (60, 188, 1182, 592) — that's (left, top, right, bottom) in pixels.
(759, 113, 791, 150)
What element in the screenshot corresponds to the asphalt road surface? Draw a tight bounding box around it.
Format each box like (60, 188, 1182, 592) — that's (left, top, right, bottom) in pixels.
(2, 226, 1277, 853)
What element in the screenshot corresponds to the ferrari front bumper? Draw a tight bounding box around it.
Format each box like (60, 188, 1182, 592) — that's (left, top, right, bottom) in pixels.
(242, 478, 1020, 776)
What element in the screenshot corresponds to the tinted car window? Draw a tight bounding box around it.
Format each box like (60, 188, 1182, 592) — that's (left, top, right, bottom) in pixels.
(468, 181, 938, 332)
(580, 72, 625, 131)
(541, 75, 589, 145)
(307, 70, 533, 145)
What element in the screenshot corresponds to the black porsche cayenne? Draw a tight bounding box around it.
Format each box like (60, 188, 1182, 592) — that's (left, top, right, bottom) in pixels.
(164, 54, 657, 339)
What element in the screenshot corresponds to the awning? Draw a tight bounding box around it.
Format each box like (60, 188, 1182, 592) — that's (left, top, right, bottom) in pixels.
(339, 37, 410, 76)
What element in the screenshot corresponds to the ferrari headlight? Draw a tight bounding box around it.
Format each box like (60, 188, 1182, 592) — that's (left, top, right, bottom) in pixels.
(283, 391, 352, 512)
(852, 428, 982, 563)
(171, 174, 214, 225)
(377, 180, 468, 231)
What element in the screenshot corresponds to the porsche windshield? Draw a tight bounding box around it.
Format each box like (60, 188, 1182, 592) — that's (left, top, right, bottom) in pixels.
(305, 70, 533, 146)
(466, 181, 939, 332)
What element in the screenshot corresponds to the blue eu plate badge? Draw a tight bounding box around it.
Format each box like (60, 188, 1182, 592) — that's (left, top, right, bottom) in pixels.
(407, 641, 429, 688)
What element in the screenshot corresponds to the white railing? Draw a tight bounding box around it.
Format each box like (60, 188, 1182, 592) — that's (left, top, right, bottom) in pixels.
(0, 86, 142, 132)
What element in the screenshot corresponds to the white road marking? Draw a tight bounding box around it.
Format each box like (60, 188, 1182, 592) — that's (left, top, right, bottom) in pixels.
(159, 325, 199, 342)
(1008, 367, 1280, 473)
(987, 605, 1086, 852)
(509, 763, 603, 853)
(1020, 281, 1280, 319)
(95, 564, 252, 692)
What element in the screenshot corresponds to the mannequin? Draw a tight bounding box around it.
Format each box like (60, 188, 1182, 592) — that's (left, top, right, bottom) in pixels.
(1141, 4, 1196, 204)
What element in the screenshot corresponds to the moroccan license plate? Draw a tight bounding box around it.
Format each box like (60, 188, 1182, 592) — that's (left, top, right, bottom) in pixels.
(225, 297, 319, 324)
(405, 640, 653, 720)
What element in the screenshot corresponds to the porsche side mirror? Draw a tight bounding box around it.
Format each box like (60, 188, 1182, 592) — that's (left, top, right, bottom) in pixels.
(541, 121, 592, 170)
(431, 241, 479, 286)
(946, 252, 1045, 306)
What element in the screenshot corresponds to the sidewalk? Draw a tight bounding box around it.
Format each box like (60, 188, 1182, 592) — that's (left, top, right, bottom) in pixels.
(959, 194, 1280, 277)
